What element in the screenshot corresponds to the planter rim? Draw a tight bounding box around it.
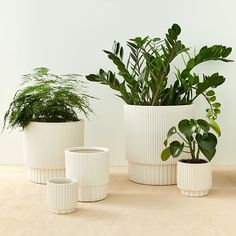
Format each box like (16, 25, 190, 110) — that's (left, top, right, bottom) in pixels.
(124, 104, 193, 108)
(48, 177, 77, 185)
(66, 146, 109, 154)
(178, 159, 210, 166)
(29, 119, 84, 125)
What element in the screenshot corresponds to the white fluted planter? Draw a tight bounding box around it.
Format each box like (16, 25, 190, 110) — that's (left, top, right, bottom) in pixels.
(24, 121, 84, 184)
(65, 146, 109, 202)
(177, 160, 212, 197)
(47, 178, 78, 214)
(124, 104, 194, 185)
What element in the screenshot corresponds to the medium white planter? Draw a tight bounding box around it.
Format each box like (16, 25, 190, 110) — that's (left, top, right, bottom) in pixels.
(177, 160, 212, 197)
(47, 178, 78, 214)
(124, 104, 194, 185)
(65, 146, 109, 202)
(24, 121, 84, 184)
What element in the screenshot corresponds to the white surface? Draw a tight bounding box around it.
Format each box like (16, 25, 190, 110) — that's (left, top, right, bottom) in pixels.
(65, 146, 109, 201)
(177, 161, 212, 197)
(24, 121, 84, 183)
(125, 104, 194, 185)
(0, 0, 235, 165)
(47, 178, 78, 214)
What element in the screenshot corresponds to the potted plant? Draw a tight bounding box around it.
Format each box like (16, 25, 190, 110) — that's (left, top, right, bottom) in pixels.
(86, 23, 232, 185)
(3, 67, 93, 184)
(161, 118, 218, 196)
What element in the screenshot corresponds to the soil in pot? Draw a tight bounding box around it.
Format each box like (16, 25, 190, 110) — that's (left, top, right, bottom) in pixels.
(180, 159, 208, 164)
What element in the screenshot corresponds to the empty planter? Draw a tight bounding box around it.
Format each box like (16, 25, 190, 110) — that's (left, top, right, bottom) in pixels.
(47, 178, 78, 214)
(65, 146, 109, 202)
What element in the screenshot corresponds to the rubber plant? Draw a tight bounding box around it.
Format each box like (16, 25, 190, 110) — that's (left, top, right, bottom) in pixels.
(161, 118, 218, 163)
(3, 67, 94, 130)
(86, 23, 232, 134)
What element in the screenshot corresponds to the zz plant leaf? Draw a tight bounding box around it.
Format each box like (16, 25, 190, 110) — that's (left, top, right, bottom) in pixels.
(86, 23, 232, 127)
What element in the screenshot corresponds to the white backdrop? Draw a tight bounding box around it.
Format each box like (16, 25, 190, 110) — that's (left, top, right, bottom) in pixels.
(0, 0, 235, 165)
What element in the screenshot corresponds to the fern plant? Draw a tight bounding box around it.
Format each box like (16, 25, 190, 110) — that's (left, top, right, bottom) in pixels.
(3, 67, 94, 130)
(86, 23, 232, 133)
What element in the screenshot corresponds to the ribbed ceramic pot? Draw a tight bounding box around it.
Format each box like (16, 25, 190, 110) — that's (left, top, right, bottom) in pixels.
(24, 121, 84, 184)
(65, 146, 109, 202)
(177, 160, 212, 197)
(124, 104, 194, 185)
(47, 178, 78, 214)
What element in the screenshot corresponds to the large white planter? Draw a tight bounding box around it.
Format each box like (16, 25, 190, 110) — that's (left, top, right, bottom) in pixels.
(124, 104, 194, 185)
(47, 178, 78, 214)
(177, 160, 212, 197)
(65, 146, 109, 202)
(24, 121, 84, 184)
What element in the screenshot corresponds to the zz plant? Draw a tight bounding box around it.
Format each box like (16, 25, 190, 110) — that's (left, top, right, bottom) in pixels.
(86, 23, 232, 132)
(161, 118, 218, 163)
(3, 67, 93, 130)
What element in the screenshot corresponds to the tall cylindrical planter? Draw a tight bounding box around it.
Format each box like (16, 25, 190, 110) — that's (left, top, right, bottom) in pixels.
(24, 121, 84, 184)
(177, 160, 212, 197)
(65, 146, 109, 202)
(124, 104, 194, 185)
(47, 178, 78, 214)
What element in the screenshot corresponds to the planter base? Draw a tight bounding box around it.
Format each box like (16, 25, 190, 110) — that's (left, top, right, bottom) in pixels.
(78, 184, 108, 202)
(180, 189, 209, 197)
(128, 162, 177, 185)
(27, 168, 65, 184)
(49, 208, 75, 214)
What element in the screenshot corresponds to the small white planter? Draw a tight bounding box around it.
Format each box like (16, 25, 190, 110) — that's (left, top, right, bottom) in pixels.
(177, 160, 212, 197)
(47, 178, 78, 214)
(124, 104, 194, 185)
(24, 121, 84, 184)
(65, 146, 109, 202)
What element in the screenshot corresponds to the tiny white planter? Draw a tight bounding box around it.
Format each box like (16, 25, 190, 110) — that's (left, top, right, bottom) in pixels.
(24, 121, 84, 184)
(124, 104, 194, 185)
(47, 178, 78, 214)
(65, 146, 109, 202)
(177, 160, 212, 197)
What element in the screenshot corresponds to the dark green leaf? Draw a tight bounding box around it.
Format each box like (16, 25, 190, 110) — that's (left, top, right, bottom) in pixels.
(170, 141, 184, 157)
(197, 119, 210, 132)
(178, 119, 197, 137)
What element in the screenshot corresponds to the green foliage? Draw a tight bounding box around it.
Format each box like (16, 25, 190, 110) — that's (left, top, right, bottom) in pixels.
(3, 67, 94, 130)
(161, 118, 218, 163)
(86, 24, 232, 115)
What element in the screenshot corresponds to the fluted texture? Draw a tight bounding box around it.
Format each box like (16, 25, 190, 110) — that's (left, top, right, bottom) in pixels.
(24, 121, 84, 184)
(47, 178, 78, 214)
(177, 161, 212, 197)
(65, 147, 109, 202)
(27, 168, 65, 184)
(124, 105, 194, 185)
(128, 162, 176, 185)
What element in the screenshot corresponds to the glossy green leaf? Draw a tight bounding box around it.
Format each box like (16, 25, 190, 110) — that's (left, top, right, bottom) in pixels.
(178, 119, 197, 137)
(196, 133, 217, 161)
(170, 141, 184, 157)
(209, 96, 216, 102)
(167, 126, 177, 138)
(206, 90, 215, 96)
(212, 102, 221, 108)
(197, 119, 210, 132)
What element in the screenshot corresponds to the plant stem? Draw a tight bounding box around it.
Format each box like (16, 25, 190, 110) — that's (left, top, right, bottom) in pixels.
(176, 132, 189, 144)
